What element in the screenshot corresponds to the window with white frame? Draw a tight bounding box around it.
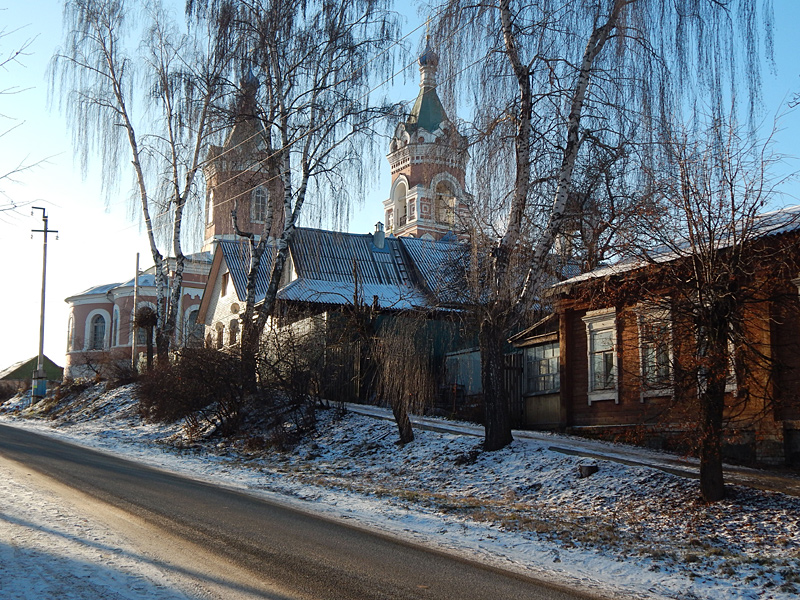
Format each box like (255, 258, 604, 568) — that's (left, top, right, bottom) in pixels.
(525, 342, 560, 394)
(251, 187, 268, 223)
(696, 326, 737, 393)
(583, 309, 617, 403)
(638, 306, 672, 396)
(90, 314, 106, 350)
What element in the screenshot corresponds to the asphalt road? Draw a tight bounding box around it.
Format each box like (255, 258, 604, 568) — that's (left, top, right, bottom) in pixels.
(0, 423, 602, 600)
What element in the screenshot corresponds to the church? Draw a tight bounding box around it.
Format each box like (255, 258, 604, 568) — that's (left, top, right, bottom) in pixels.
(63, 41, 471, 378)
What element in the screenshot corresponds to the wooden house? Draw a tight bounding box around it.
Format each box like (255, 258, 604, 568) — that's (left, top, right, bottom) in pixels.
(528, 206, 800, 466)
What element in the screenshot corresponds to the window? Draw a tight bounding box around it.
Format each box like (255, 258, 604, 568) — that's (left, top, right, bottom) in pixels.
(393, 181, 408, 226)
(583, 309, 617, 403)
(112, 306, 120, 347)
(251, 187, 268, 223)
(67, 316, 74, 352)
(221, 272, 229, 297)
(207, 189, 214, 224)
(215, 323, 224, 349)
(229, 319, 239, 345)
(525, 342, 560, 394)
(136, 325, 147, 346)
(185, 309, 203, 347)
(435, 181, 456, 226)
(90, 314, 106, 350)
(638, 307, 672, 397)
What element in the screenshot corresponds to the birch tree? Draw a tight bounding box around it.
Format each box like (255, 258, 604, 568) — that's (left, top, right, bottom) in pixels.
(52, 0, 234, 360)
(434, 0, 774, 451)
(191, 0, 401, 390)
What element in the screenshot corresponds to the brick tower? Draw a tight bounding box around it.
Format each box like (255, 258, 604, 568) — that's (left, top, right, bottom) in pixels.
(383, 41, 470, 240)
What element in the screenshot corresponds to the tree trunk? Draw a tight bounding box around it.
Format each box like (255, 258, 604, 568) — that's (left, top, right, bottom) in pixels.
(240, 318, 259, 394)
(697, 317, 729, 502)
(391, 395, 414, 444)
(480, 319, 513, 451)
(699, 383, 726, 502)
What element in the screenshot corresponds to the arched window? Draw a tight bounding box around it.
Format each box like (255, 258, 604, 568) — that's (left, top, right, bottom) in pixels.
(251, 187, 268, 223)
(229, 319, 239, 345)
(435, 182, 456, 226)
(185, 308, 203, 347)
(215, 323, 225, 349)
(90, 314, 106, 350)
(207, 189, 215, 224)
(393, 181, 408, 227)
(67, 316, 74, 352)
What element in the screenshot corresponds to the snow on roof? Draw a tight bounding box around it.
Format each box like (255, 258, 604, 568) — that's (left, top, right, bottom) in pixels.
(117, 274, 158, 288)
(67, 281, 122, 299)
(278, 279, 428, 310)
(555, 204, 800, 289)
(218, 228, 468, 311)
(400, 235, 469, 305)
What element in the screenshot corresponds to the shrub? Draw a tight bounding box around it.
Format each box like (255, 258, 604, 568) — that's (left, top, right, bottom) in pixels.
(137, 347, 245, 431)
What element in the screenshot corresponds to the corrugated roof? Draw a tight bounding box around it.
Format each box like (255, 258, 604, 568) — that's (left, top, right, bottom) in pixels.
(400, 236, 469, 305)
(217, 228, 466, 312)
(218, 240, 275, 303)
(555, 204, 800, 288)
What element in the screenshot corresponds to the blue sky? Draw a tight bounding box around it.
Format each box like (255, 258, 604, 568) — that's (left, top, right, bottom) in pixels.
(0, 0, 798, 371)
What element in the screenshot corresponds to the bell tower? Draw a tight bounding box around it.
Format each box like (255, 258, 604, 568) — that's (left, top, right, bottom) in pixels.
(202, 71, 284, 253)
(384, 40, 470, 240)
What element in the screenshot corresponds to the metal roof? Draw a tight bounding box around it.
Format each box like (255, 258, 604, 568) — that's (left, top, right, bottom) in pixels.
(399, 236, 469, 305)
(218, 240, 275, 303)
(217, 228, 466, 311)
(555, 204, 800, 288)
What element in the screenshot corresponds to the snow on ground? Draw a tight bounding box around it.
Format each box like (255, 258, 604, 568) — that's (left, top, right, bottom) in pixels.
(0, 456, 197, 600)
(2, 383, 800, 600)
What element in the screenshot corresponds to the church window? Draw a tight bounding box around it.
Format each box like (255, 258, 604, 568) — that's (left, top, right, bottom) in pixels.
(435, 182, 456, 226)
(90, 314, 106, 350)
(111, 307, 119, 347)
(67, 316, 74, 352)
(252, 187, 268, 223)
(207, 189, 214, 224)
(185, 308, 203, 347)
(136, 325, 147, 346)
(393, 181, 408, 227)
(229, 319, 239, 345)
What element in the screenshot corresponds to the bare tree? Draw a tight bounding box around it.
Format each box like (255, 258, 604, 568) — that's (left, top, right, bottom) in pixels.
(0, 11, 45, 207)
(632, 116, 795, 501)
(191, 0, 402, 390)
(434, 0, 774, 451)
(52, 0, 235, 361)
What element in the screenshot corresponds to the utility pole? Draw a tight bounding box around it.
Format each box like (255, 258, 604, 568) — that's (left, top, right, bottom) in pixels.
(31, 207, 57, 404)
